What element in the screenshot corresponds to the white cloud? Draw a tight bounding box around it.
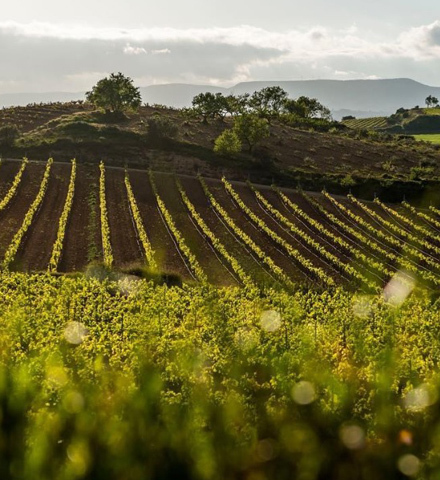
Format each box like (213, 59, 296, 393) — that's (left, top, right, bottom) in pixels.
(0, 20, 440, 92)
(123, 44, 147, 55)
(151, 48, 171, 55)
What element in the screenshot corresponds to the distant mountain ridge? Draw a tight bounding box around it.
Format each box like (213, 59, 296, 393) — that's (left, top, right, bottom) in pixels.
(2, 79, 440, 119)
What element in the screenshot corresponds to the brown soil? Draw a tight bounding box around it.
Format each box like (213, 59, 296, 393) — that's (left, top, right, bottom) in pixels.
(128, 170, 190, 280)
(180, 175, 274, 287)
(58, 164, 102, 272)
(0, 162, 45, 260)
(105, 168, 144, 269)
(0, 161, 22, 198)
(16, 163, 70, 271)
(233, 182, 347, 283)
(154, 173, 237, 286)
(204, 177, 310, 284)
(0, 159, 438, 287)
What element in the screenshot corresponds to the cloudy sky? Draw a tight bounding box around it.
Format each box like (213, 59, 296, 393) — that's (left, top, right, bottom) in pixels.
(1, 0, 440, 92)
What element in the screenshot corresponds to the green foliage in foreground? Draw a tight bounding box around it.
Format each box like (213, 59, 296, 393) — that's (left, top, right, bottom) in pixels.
(1, 273, 440, 479)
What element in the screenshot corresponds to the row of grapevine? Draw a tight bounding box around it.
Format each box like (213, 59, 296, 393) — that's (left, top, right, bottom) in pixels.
(349, 194, 440, 257)
(374, 197, 438, 242)
(430, 205, 440, 218)
(199, 177, 294, 290)
(402, 200, 440, 230)
(324, 192, 439, 269)
(275, 189, 396, 282)
(48, 159, 76, 272)
(176, 178, 256, 290)
(343, 117, 387, 130)
(251, 187, 378, 290)
(149, 171, 207, 283)
(317, 192, 440, 285)
(99, 162, 113, 268)
(0, 158, 28, 212)
(2, 158, 53, 270)
(124, 172, 157, 270)
(222, 178, 335, 287)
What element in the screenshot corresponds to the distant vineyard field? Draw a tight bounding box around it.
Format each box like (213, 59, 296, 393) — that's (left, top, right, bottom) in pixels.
(413, 133, 440, 144)
(342, 116, 388, 130)
(0, 159, 439, 292)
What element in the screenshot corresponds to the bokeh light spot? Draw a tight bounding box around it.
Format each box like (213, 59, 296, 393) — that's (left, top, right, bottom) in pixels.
(260, 310, 281, 332)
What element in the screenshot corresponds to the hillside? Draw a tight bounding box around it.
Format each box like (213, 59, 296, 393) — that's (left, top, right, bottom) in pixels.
(3, 78, 440, 119)
(0, 158, 438, 293)
(1, 102, 440, 202)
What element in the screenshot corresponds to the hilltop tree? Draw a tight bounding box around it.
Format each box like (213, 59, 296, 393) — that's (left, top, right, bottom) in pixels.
(192, 92, 229, 122)
(248, 86, 289, 121)
(425, 95, 439, 108)
(283, 96, 332, 120)
(86, 72, 142, 114)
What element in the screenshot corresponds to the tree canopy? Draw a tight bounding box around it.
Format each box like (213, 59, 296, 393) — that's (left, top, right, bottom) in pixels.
(86, 72, 142, 113)
(425, 95, 439, 108)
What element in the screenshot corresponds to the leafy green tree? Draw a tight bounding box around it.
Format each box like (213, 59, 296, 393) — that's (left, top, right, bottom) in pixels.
(86, 72, 142, 113)
(224, 94, 250, 116)
(233, 114, 269, 152)
(214, 129, 242, 156)
(192, 92, 228, 122)
(249, 86, 288, 121)
(283, 96, 332, 120)
(425, 95, 439, 108)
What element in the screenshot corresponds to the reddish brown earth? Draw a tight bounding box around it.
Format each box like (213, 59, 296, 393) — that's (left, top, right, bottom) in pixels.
(232, 182, 347, 284)
(0, 159, 438, 288)
(105, 168, 143, 269)
(58, 163, 102, 272)
(0, 161, 22, 198)
(179, 176, 274, 287)
(0, 162, 44, 260)
(154, 172, 237, 286)
(204, 178, 310, 284)
(128, 170, 190, 280)
(16, 163, 70, 271)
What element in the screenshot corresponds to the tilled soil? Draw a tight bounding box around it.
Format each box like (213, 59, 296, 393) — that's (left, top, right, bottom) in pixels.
(58, 163, 102, 272)
(17, 163, 70, 271)
(154, 172, 237, 286)
(105, 168, 144, 269)
(129, 170, 191, 280)
(0, 159, 438, 288)
(204, 177, 310, 284)
(180, 175, 274, 287)
(0, 162, 45, 261)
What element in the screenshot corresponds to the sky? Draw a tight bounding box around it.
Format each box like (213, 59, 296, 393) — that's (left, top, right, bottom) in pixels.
(1, 0, 440, 92)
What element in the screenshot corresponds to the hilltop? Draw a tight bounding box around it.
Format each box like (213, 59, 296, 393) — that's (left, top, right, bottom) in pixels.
(3, 78, 440, 119)
(1, 101, 440, 201)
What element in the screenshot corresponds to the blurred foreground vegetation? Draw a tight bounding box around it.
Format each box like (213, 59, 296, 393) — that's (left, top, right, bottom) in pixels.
(0, 272, 440, 479)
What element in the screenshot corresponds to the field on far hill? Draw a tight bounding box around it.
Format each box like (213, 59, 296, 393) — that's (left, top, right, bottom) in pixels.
(414, 134, 440, 144)
(0, 158, 440, 292)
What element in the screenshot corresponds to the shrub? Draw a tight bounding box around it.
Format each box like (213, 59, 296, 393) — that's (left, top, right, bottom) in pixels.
(340, 173, 356, 187)
(0, 125, 20, 146)
(214, 130, 242, 156)
(147, 114, 179, 143)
